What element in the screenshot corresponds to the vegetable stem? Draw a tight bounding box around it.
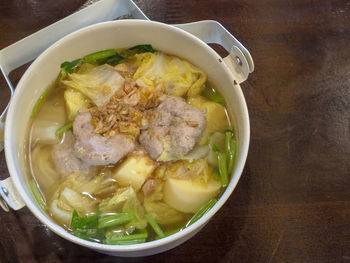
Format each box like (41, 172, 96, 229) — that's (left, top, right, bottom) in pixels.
(83, 49, 117, 64)
(97, 212, 135, 229)
(186, 199, 217, 227)
(71, 210, 98, 230)
(145, 213, 165, 239)
(203, 85, 225, 105)
(218, 153, 228, 187)
(228, 139, 237, 175)
(30, 90, 49, 119)
(60, 59, 82, 73)
(55, 122, 73, 137)
(105, 233, 148, 245)
(29, 179, 47, 210)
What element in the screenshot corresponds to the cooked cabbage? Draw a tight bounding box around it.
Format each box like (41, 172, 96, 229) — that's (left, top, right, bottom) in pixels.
(61, 64, 124, 107)
(99, 186, 147, 229)
(187, 96, 230, 145)
(64, 88, 92, 121)
(133, 52, 207, 97)
(144, 182, 186, 226)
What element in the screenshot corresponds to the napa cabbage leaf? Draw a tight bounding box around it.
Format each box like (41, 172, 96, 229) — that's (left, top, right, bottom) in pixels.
(61, 64, 124, 107)
(133, 52, 207, 97)
(99, 186, 147, 229)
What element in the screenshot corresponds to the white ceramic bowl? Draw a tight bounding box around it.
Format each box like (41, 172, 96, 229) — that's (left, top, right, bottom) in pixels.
(4, 19, 250, 257)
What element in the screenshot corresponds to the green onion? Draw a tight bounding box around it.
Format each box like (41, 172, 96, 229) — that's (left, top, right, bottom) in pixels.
(83, 49, 117, 64)
(71, 210, 98, 230)
(228, 139, 237, 175)
(30, 90, 49, 119)
(97, 212, 134, 229)
(186, 199, 217, 227)
(203, 85, 225, 105)
(104, 233, 148, 245)
(29, 179, 47, 210)
(145, 213, 165, 239)
(55, 122, 73, 137)
(60, 58, 82, 73)
(218, 152, 228, 186)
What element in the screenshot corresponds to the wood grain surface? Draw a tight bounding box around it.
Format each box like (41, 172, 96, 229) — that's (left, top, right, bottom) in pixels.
(0, 0, 350, 262)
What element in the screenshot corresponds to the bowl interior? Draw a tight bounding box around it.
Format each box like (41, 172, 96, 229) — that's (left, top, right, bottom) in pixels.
(5, 19, 249, 255)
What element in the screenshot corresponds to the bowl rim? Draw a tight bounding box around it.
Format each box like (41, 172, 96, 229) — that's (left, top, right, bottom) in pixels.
(5, 19, 250, 252)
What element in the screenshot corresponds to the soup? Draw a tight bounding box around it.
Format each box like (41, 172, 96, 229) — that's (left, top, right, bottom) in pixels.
(28, 45, 236, 244)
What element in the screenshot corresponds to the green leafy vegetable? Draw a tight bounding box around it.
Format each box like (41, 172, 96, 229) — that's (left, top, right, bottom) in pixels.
(74, 229, 104, 243)
(119, 44, 156, 58)
(60, 59, 82, 73)
(104, 232, 148, 245)
(186, 199, 217, 227)
(129, 44, 156, 53)
(97, 212, 135, 229)
(218, 152, 228, 187)
(55, 122, 73, 137)
(145, 213, 165, 239)
(203, 84, 225, 105)
(228, 137, 237, 175)
(106, 53, 124, 66)
(83, 49, 117, 64)
(29, 179, 47, 210)
(30, 90, 49, 119)
(71, 210, 98, 230)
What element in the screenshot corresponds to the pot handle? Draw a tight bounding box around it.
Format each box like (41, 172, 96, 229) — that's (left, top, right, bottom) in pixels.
(0, 0, 149, 212)
(0, 0, 149, 153)
(174, 20, 254, 84)
(0, 178, 25, 211)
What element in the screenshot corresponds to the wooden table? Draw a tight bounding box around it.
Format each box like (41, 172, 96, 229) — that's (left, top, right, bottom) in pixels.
(1, 0, 349, 262)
